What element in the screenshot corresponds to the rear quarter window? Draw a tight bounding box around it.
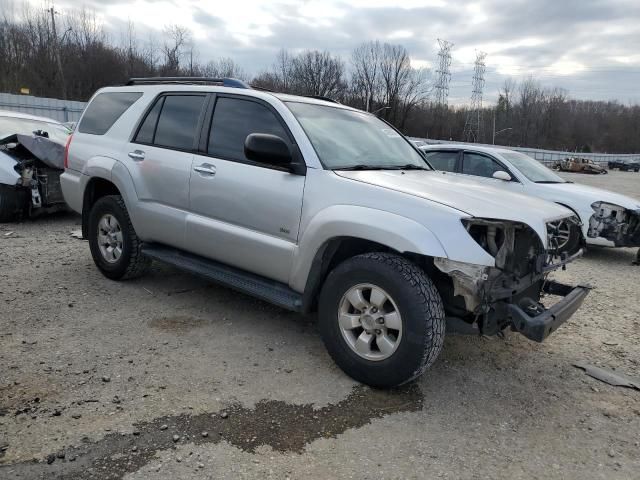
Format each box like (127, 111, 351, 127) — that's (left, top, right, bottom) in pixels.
(78, 92, 142, 135)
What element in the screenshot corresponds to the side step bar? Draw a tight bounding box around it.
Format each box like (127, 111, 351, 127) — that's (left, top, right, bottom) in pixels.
(141, 243, 303, 312)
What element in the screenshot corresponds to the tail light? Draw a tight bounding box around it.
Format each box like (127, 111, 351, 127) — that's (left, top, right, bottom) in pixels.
(64, 134, 73, 169)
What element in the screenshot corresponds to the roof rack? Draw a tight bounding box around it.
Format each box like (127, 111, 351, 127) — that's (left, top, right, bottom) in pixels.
(125, 77, 250, 89)
(305, 95, 340, 104)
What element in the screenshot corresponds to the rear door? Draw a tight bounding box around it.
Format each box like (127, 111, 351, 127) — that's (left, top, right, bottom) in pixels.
(124, 93, 207, 247)
(186, 94, 305, 283)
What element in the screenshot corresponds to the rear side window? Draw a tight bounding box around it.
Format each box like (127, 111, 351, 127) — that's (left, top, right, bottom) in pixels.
(424, 151, 458, 172)
(135, 95, 205, 150)
(78, 92, 142, 135)
(135, 97, 164, 144)
(208, 97, 289, 162)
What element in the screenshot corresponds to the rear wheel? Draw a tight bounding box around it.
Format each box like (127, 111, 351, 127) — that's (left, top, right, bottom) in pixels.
(88, 195, 151, 280)
(318, 252, 445, 388)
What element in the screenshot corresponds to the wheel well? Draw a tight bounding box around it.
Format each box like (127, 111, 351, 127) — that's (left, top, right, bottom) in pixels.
(302, 237, 396, 312)
(81, 178, 121, 238)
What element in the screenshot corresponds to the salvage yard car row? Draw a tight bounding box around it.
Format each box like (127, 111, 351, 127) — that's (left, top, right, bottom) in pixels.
(1, 78, 640, 388)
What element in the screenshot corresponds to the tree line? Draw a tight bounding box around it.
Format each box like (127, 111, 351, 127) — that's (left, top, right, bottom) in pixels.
(1, 2, 639, 153)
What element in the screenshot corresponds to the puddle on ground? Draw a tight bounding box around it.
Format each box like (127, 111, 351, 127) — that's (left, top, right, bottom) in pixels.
(0, 384, 423, 479)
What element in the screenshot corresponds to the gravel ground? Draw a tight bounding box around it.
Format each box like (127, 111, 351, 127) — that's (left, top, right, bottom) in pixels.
(1, 171, 639, 479)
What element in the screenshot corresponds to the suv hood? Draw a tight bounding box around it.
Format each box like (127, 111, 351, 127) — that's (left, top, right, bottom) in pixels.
(336, 170, 573, 245)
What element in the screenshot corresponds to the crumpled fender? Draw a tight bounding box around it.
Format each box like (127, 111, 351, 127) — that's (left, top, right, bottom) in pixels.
(289, 205, 448, 291)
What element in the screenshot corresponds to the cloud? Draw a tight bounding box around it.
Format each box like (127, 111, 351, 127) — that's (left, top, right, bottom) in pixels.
(25, 0, 640, 104)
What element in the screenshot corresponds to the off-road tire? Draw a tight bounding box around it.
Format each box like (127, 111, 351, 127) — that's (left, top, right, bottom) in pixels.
(88, 195, 151, 280)
(318, 252, 445, 388)
(0, 184, 22, 222)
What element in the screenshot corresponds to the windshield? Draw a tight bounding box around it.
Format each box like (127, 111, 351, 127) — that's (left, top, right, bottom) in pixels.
(285, 102, 429, 170)
(0, 116, 70, 145)
(500, 151, 566, 183)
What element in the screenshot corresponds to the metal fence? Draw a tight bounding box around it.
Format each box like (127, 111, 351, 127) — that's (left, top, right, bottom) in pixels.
(0, 93, 86, 123)
(411, 137, 640, 167)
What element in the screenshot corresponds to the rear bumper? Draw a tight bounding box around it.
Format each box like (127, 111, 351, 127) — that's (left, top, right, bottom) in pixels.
(60, 169, 84, 214)
(506, 281, 591, 342)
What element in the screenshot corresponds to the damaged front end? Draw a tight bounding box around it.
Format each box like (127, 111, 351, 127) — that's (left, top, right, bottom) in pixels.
(434, 217, 590, 342)
(587, 202, 640, 247)
(0, 133, 66, 217)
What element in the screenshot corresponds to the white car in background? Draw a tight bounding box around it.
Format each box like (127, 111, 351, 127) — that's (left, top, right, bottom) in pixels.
(420, 144, 640, 253)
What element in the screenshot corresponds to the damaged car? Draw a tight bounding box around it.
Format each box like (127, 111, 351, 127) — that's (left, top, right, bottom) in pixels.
(421, 145, 640, 251)
(62, 79, 590, 388)
(0, 110, 71, 222)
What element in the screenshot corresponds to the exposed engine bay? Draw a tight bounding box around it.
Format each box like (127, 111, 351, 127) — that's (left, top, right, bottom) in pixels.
(431, 216, 586, 340)
(0, 133, 66, 215)
(588, 201, 640, 247)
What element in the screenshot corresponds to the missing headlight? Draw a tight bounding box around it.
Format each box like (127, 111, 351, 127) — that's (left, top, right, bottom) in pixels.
(462, 218, 543, 275)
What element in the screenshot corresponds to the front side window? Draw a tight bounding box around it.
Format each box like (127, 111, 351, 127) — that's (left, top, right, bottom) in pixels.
(285, 102, 428, 170)
(208, 97, 289, 163)
(462, 152, 505, 178)
(424, 151, 458, 172)
(79, 92, 142, 135)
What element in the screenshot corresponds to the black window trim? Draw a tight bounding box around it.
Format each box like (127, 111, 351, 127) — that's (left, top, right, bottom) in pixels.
(131, 92, 211, 154)
(200, 92, 305, 174)
(461, 150, 520, 183)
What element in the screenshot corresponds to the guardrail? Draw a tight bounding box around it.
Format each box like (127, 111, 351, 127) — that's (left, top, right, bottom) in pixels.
(0, 93, 86, 123)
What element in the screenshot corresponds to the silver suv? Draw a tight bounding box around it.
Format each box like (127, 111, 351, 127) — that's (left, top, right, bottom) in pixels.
(61, 77, 589, 388)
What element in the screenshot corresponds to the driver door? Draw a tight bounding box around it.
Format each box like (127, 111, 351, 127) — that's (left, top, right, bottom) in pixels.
(460, 151, 523, 192)
(186, 95, 305, 283)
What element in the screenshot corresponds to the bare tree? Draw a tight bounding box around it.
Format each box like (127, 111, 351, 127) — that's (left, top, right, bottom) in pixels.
(161, 24, 190, 75)
(351, 41, 382, 112)
(290, 50, 345, 98)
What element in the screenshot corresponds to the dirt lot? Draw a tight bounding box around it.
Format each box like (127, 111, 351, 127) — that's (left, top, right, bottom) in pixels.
(1, 171, 639, 479)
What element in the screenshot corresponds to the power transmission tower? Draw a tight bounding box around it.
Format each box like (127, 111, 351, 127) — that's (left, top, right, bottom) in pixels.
(463, 51, 487, 143)
(434, 39, 453, 107)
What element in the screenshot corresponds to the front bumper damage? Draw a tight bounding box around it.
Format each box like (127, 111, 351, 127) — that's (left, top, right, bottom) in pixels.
(505, 281, 590, 342)
(588, 202, 640, 247)
(435, 217, 590, 342)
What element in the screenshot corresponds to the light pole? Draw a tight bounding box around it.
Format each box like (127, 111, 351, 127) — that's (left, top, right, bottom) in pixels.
(492, 110, 512, 145)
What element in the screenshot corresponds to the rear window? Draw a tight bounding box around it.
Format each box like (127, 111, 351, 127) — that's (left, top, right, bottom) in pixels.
(78, 92, 142, 135)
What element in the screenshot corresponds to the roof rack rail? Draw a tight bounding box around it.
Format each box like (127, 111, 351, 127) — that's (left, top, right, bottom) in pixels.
(125, 77, 250, 89)
(305, 95, 340, 104)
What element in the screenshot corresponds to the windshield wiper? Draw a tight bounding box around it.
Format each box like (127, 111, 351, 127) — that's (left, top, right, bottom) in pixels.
(392, 164, 430, 171)
(535, 180, 565, 184)
(334, 164, 388, 171)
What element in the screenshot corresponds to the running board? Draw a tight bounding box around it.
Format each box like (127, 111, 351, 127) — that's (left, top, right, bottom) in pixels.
(141, 243, 303, 312)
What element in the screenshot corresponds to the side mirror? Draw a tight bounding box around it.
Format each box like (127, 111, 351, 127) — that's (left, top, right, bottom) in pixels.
(492, 170, 512, 181)
(244, 133, 292, 167)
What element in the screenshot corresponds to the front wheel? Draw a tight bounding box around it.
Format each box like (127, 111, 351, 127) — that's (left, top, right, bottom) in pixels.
(88, 195, 151, 280)
(318, 253, 445, 388)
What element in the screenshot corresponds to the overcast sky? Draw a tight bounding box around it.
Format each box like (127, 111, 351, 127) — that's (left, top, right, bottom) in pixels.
(40, 0, 640, 105)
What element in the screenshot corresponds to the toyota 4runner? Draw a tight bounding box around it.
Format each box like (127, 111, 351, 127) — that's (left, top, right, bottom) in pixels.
(61, 77, 590, 388)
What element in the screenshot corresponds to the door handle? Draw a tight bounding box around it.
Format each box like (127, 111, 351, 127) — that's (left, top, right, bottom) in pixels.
(194, 164, 216, 176)
(128, 150, 145, 161)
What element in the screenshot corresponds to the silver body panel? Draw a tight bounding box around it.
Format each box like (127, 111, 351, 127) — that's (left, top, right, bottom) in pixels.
(62, 85, 576, 294)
